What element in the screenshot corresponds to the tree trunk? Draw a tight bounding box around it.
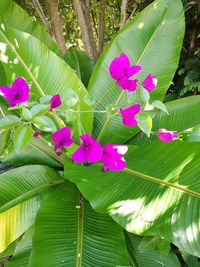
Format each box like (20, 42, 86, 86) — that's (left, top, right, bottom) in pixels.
(73, 0, 98, 62)
(45, 0, 66, 54)
(98, 0, 107, 54)
(30, 0, 50, 34)
(120, 0, 128, 28)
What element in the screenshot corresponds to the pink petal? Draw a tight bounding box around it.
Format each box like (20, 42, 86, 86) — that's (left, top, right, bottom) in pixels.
(158, 129, 179, 142)
(56, 151, 63, 156)
(122, 116, 138, 127)
(1, 77, 30, 107)
(50, 94, 62, 111)
(142, 74, 157, 92)
(72, 133, 102, 163)
(125, 65, 142, 78)
(12, 77, 29, 93)
(122, 104, 141, 115)
(120, 104, 140, 127)
(118, 77, 129, 89)
(33, 131, 41, 138)
(119, 53, 131, 68)
(0, 86, 10, 96)
(12, 77, 30, 103)
(52, 126, 73, 151)
(127, 79, 138, 92)
(109, 60, 124, 80)
(102, 144, 127, 171)
(71, 146, 86, 162)
(109, 53, 131, 80)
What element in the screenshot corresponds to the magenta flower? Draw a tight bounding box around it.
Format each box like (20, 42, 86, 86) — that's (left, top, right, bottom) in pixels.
(158, 129, 179, 142)
(142, 74, 157, 92)
(50, 94, 62, 111)
(33, 131, 41, 138)
(52, 126, 73, 151)
(72, 133, 102, 163)
(56, 151, 63, 156)
(120, 104, 140, 127)
(0, 77, 29, 107)
(118, 78, 138, 92)
(102, 144, 128, 171)
(109, 53, 141, 91)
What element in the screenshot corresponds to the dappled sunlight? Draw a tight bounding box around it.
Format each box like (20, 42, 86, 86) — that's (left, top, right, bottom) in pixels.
(22, 32, 31, 40)
(0, 42, 6, 53)
(0, 53, 8, 63)
(109, 198, 145, 216)
(33, 66, 40, 79)
(185, 222, 199, 243)
(0, 23, 5, 31)
(165, 153, 195, 183)
(137, 23, 144, 29)
(153, 2, 158, 9)
(109, 187, 182, 234)
(14, 38, 19, 48)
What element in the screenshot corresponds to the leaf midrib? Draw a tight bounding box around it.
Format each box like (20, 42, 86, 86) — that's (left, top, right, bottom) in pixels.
(30, 141, 64, 165)
(0, 178, 64, 213)
(0, 27, 45, 96)
(124, 167, 200, 198)
(96, 4, 168, 141)
(76, 193, 84, 267)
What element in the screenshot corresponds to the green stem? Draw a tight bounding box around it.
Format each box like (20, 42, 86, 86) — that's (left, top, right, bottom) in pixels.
(76, 193, 84, 267)
(0, 106, 5, 117)
(57, 109, 107, 113)
(77, 87, 84, 137)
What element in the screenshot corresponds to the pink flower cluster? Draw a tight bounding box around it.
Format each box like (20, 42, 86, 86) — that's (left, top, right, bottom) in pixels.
(0, 74, 179, 172)
(109, 53, 157, 93)
(109, 53, 157, 127)
(0, 77, 29, 107)
(0, 77, 62, 111)
(52, 127, 128, 171)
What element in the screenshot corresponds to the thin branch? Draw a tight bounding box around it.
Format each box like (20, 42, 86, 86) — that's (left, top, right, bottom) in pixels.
(98, 0, 107, 54)
(44, 0, 67, 54)
(90, 6, 98, 38)
(120, 0, 128, 28)
(127, 4, 137, 22)
(30, 0, 51, 34)
(72, 0, 98, 62)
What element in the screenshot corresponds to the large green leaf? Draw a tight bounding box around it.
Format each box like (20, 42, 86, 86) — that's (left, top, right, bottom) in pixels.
(2, 139, 63, 168)
(0, 165, 63, 213)
(0, 25, 93, 136)
(29, 182, 129, 267)
(65, 141, 200, 256)
(0, 239, 19, 261)
(181, 251, 200, 267)
(0, 197, 40, 254)
(126, 233, 180, 267)
(0, 61, 6, 85)
(0, 0, 59, 55)
(88, 0, 185, 144)
(64, 47, 94, 88)
(5, 227, 33, 267)
(129, 95, 200, 145)
(0, 165, 63, 253)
